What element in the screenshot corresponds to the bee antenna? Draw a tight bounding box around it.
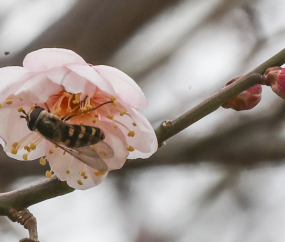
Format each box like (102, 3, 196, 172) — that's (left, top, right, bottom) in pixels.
(64, 101, 113, 121)
(20, 115, 26, 119)
(21, 110, 27, 115)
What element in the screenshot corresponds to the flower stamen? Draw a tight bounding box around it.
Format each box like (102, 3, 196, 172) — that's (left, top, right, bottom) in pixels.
(39, 157, 47, 165)
(127, 146, 135, 152)
(94, 170, 106, 176)
(46, 170, 52, 178)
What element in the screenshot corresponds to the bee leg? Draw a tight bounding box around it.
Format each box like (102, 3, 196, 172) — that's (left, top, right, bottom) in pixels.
(45, 103, 51, 113)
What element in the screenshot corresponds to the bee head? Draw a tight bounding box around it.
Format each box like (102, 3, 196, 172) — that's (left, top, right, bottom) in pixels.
(20, 106, 46, 131)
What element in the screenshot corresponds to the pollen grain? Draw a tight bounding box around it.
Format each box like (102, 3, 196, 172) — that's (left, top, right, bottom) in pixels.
(46, 171, 52, 178)
(39, 157, 46, 165)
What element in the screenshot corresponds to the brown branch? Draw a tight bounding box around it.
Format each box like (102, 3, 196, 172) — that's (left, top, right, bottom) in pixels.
(1, 48, 285, 216)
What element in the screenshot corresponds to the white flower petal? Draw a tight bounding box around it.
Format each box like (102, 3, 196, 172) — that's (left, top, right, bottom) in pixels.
(14, 73, 63, 103)
(66, 64, 115, 95)
(99, 121, 129, 170)
(23, 48, 87, 72)
(46, 67, 88, 95)
(94, 65, 147, 108)
(0, 103, 31, 151)
(46, 141, 106, 190)
(0, 67, 35, 101)
(107, 102, 157, 159)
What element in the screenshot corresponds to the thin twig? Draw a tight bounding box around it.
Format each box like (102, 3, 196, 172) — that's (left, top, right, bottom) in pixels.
(8, 208, 39, 242)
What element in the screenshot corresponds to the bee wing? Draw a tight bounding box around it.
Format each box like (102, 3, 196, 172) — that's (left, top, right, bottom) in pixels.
(90, 141, 114, 158)
(48, 140, 109, 171)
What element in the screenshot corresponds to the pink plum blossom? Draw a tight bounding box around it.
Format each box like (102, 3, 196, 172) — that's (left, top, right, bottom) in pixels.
(262, 66, 285, 99)
(0, 48, 158, 189)
(222, 76, 262, 111)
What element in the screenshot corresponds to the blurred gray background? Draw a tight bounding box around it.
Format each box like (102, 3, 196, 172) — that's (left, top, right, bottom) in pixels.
(1, 0, 285, 241)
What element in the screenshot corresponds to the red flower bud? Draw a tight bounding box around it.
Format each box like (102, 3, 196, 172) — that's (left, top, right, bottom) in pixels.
(222, 76, 262, 111)
(262, 66, 285, 99)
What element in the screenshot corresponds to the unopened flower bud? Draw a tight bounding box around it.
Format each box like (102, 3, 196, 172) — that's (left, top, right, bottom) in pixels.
(222, 76, 262, 111)
(262, 66, 285, 99)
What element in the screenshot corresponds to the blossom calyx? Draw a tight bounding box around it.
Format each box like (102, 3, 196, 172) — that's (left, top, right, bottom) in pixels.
(262, 66, 285, 99)
(222, 76, 262, 111)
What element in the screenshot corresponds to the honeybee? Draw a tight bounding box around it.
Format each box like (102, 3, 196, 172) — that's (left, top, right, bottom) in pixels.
(20, 101, 114, 171)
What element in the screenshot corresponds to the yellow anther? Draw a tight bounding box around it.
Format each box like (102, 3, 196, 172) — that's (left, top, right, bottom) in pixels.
(66, 170, 70, 174)
(77, 180, 83, 185)
(73, 100, 80, 104)
(110, 96, 117, 101)
(120, 109, 126, 116)
(128, 131, 135, 137)
(81, 172, 86, 177)
(63, 151, 66, 155)
(39, 157, 46, 165)
(29, 143, 36, 150)
(94, 170, 106, 176)
(93, 120, 96, 123)
(80, 107, 88, 113)
(23, 154, 28, 161)
(63, 92, 72, 98)
(86, 104, 93, 109)
(5, 98, 13, 105)
(11, 147, 18, 154)
(55, 107, 61, 116)
(12, 142, 19, 148)
(133, 122, 137, 126)
(24, 145, 31, 152)
(127, 146, 135, 152)
(111, 101, 118, 106)
(17, 107, 23, 112)
(66, 107, 72, 113)
(49, 150, 53, 154)
(107, 114, 114, 119)
(0, 103, 2, 108)
(46, 171, 52, 178)
(94, 114, 99, 118)
(84, 176, 88, 179)
(114, 125, 118, 129)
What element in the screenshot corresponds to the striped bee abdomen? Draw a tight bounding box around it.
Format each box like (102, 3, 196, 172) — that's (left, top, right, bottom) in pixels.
(62, 124, 104, 148)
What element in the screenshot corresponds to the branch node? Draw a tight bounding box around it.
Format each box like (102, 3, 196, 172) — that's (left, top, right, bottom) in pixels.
(162, 120, 172, 128)
(8, 208, 39, 242)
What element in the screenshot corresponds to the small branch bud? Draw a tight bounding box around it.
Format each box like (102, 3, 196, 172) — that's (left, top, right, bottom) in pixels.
(262, 66, 285, 99)
(222, 76, 262, 111)
(162, 121, 172, 128)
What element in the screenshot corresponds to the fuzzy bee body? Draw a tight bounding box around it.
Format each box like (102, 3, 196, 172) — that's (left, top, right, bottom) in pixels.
(23, 106, 113, 171)
(35, 112, 105, 148)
